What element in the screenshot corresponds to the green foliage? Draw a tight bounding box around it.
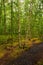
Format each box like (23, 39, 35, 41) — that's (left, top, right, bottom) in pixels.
(0, 0, 43, 40)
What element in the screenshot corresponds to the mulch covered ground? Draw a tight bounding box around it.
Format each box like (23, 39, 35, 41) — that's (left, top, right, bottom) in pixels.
(0, 42, 43, 65)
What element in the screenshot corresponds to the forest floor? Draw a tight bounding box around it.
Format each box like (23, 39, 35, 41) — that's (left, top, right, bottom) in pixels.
(0, 38, 43, 65)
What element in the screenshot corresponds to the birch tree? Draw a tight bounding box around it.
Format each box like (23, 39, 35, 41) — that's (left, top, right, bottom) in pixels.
(24, 0, 33, 43)
(17, 0, 21, 47)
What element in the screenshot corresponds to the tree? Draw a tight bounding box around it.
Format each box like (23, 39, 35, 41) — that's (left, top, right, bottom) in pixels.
(3, 0, 6, 34)
(0, 0, 2, 34)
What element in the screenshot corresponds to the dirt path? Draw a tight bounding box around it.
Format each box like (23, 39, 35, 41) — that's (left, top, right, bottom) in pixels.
(0, 42, 43, 65)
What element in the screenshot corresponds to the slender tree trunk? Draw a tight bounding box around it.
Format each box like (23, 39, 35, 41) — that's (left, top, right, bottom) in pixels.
(38, 2, 42, 39)
(28, 0, 33, 39)
(24, 0, 28, 44)
(17, 0, 21, 47)
(24, 0, 32, 44)
(0, 0, 2, 34)
(0, 1, 2, 24)
(3, 0, 6, 34)
(10, 0, 13, 42)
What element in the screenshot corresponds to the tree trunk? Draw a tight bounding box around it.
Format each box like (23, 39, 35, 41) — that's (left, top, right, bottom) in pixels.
(3, 0, 6, 34)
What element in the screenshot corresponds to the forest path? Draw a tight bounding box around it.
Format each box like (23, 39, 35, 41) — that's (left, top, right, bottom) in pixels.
(0, 42, 43, 65)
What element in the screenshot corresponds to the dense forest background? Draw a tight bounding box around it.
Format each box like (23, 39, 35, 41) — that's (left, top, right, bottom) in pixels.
(0, 0, 43, 65)
(0, 0, 43, 42)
